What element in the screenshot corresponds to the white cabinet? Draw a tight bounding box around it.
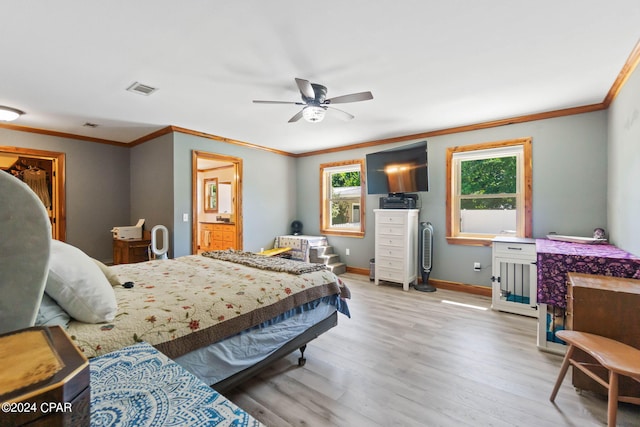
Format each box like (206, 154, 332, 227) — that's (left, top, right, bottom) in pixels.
(491, 237, 538, 317)
(374, 209, 419, 291)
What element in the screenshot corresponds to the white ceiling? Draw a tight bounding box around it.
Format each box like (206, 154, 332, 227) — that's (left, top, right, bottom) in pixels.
(1, 1, 639, 154)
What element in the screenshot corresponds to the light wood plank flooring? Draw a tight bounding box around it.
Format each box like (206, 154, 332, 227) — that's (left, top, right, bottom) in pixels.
(225, 273, 640, 426)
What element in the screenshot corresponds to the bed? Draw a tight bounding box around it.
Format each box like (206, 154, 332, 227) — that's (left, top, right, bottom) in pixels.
(1, 171, 350, 426)
(62, 249, 350, 392)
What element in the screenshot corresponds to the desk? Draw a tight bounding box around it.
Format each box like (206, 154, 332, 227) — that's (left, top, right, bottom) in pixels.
(274, 235, 328, 262)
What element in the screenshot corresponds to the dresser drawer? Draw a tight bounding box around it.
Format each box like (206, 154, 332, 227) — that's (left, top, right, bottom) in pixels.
(377, 223, 405, 236)
(377, 266, 404, 281)
(377, 256, 404, 269)
(376, 213, 406, 225)
(377, 245, 404, 258)
(377, 235, 404, 247)
(493, 242, 536, 258)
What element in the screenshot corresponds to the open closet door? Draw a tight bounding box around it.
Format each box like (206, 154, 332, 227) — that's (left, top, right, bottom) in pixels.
(0, 146, 66, 241)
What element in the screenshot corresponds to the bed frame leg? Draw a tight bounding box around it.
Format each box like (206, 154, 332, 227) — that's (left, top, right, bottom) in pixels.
(298, 344, 307, 366)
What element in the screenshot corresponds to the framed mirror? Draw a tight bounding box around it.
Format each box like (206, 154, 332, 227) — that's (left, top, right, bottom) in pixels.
(204, 178, 218, 213)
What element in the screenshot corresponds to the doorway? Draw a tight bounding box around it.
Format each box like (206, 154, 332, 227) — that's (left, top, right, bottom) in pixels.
(191, 150, 243, 254)
(0, 146, 66, 241)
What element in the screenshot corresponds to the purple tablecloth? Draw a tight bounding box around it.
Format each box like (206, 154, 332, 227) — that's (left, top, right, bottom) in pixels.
(536, 239, 640, 308)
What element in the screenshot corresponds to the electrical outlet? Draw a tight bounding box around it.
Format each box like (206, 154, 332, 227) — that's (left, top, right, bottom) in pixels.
(473, 262, 481, 271)
(346, 248, 350, 256)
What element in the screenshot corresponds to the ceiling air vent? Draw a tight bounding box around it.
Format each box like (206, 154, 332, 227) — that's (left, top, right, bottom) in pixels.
(126, 82, 158, 96)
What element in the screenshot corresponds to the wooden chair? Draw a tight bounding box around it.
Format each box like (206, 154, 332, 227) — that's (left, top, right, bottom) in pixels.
(550, 330, 640, 427)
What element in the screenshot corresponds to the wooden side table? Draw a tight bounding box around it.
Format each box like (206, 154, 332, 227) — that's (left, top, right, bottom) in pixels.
(113, 230, 151, 264)
(0, 326, 90, 426)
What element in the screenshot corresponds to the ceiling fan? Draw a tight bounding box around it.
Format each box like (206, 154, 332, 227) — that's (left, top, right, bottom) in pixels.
(253, 78, 373, 123)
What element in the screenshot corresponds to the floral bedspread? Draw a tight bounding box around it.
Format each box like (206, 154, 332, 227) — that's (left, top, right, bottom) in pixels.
(67, 255, 346, 359)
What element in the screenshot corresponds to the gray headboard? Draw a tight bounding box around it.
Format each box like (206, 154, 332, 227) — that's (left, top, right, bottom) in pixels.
(0, 170, 51, 334)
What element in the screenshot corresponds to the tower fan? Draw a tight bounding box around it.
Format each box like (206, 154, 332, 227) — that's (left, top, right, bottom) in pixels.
(415, 222, 436, 292)
(150, 225, 169, 260)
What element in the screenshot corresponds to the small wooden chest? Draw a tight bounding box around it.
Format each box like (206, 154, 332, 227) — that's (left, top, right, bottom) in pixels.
(0, 326, 90, 426)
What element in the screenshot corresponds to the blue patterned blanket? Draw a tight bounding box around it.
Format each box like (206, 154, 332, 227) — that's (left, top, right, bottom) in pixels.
(90, 342, 263, 427)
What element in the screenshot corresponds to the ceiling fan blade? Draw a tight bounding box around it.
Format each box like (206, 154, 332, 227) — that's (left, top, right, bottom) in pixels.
(295, 78, 316, 99)
(288, 110, 304, 123)
(253, 100, 302, 105)
(328, 106, 355, 121)
(325, 91, 373, 104)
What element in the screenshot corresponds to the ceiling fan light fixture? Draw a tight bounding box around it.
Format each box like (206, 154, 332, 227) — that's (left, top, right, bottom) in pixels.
(0, 106, 24, 122)
(302, 105, 325, 123)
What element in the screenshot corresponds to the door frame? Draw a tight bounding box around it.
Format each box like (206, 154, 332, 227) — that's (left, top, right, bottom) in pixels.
(0, 146, 66, 241)
(191, 150, 243, 254)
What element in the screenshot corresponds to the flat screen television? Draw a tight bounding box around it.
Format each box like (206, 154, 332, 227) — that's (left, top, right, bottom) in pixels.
(366, 141, 428, 195)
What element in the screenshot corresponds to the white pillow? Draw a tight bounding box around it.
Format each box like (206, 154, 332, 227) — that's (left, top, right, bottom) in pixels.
(92, 258, 121, 286)
(46, 240, 118, 323)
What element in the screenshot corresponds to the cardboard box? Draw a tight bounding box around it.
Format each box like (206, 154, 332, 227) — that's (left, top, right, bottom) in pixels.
(111, 219, 145, 240)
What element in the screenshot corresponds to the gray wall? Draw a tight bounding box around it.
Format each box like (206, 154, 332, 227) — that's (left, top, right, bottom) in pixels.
(171, 132, 297, 257)
(0, 128, 130, 262)
(4, 88, 628, 285)
(1, 127, 298, 263)
(295, 110, 609, 287)
(607, 62, 640, 256)
(130, 133, 175, 256)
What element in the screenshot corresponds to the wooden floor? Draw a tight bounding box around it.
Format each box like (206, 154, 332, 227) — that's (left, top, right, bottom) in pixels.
(225, 273, 640, 426)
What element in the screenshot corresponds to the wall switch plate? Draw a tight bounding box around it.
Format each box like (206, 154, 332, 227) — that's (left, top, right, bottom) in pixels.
(474, 262, 481, 271)
(182, 213, 188, 222)
(346, 248, 350, 256)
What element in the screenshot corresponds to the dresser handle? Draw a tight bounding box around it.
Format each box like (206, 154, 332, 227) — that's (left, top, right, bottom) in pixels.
(507, 246, 523, 250)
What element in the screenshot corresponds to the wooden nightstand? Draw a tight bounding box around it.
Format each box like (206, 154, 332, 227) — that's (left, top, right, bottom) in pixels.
(0, 326, 90, 426)
(112, 230, 151, 264)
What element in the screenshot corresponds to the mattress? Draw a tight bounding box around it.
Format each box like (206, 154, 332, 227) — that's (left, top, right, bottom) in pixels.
(175, 295, 343, 384)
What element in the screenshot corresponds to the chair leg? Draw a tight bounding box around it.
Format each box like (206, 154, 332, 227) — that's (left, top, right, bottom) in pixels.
(551, 344, 575, 402)
(607, 371, 618, 427)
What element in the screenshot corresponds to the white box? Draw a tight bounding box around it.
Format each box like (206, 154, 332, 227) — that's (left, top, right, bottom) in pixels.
(111, 219, 145, 240)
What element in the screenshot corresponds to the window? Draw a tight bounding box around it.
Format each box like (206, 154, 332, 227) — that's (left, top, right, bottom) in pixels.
(320, 160, 366, 237)
(446, 137, 532, 246)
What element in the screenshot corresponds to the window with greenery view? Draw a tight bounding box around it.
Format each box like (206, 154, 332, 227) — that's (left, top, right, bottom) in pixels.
(446, 138, 532, 245)
(320, 160, 365, 237)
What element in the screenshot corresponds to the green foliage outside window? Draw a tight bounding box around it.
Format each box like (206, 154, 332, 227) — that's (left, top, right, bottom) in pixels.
(331, 171, 360, 187)
(330, 171, 361, 225)
(460, 156, 516, 209)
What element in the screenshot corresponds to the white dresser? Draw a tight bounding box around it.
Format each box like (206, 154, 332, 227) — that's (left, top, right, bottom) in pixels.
(374, 209, 419, 291)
